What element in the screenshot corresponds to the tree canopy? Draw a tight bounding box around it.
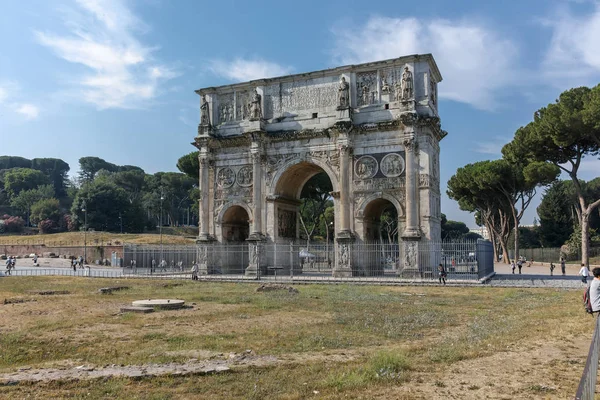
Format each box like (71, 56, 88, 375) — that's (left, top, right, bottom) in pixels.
(504, 85, 600, 264)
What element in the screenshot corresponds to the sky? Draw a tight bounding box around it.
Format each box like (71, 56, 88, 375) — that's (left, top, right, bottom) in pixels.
(1, 0, 600, 228)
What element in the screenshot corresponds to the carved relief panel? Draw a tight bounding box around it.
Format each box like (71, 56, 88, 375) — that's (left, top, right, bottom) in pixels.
(278, 209, 296, 238)
(356, 71, 378, 106)
(217, 93, 234, 124)
(264, 78, 338, 119)
(354, 155, 378, 179)
(216, 167, 235, 188)
(380, 154, 405, 177)
(236, 90, 250, 121)
(236, 166, 253, 187)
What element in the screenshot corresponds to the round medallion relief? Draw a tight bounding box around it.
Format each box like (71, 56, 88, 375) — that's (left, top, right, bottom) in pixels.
(380, 153, 405, 177)
(236, 166, 253, 187)
(354, 155, 378, 179)
(216, 167, 235, 188)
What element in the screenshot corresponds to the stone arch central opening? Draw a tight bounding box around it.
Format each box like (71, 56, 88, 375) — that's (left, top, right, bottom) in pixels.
(273, 162, 334, 243)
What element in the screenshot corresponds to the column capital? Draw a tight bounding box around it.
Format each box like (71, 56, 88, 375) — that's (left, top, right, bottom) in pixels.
(403, 136, 418, 153)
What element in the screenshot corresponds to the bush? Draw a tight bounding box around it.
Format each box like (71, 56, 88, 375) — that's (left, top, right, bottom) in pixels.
(30, 198, 61, 225)
(0, 215, 25, 233)
(39, 219, 57, 234)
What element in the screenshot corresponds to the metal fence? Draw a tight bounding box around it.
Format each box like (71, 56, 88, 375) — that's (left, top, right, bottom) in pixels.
(117, 240, 493, 282)
(574, 316, 600, 400)
(122, 244, 200, 274)
(509, 246, 600, 263)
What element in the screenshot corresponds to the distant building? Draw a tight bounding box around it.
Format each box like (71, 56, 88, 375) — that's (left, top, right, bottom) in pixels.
(470, 227, 489, 240)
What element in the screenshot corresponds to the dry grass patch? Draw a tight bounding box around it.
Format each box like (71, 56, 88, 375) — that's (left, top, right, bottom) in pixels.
(0, 277, 594, 399)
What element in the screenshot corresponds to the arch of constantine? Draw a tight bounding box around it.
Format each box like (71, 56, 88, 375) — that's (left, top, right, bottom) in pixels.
(193, 54, 447, 277)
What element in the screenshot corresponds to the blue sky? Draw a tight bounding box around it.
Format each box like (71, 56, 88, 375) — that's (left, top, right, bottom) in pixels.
(1, 0, 600, 228)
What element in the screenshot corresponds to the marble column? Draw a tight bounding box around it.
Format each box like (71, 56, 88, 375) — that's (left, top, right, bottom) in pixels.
(198, 152, 211, 240)
(402, 135, 420, 238)
(333, 142, 353, 277)
(250, 150, 262, 237)
(401, 134, 421, 277)
(338, 144, 352, 238)
(246, 137, 265, 277)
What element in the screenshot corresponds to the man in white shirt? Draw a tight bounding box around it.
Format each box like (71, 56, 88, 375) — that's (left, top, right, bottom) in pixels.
(579, 263, 590, 284)
(590, 268, 600, 312)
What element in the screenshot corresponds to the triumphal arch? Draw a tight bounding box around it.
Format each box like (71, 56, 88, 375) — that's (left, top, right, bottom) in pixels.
(193, 54, 446, 277)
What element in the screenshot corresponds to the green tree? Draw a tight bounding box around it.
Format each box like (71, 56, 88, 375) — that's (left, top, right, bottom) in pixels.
(30, 198, 61, 226)
(177, 151, 200, 181)
(299, 172, 333, 244)
(0, 156, 31, 170)
(485, 157, 559, 263)
(4, 168, 51, 198)
(10, 185, 55, 225)
(504, 86, 600, 265)
(537, 181, 577, 247)
(71, 181, 144, 232)
(447, 161, 514, 262)
(78, 157, 118, 183)
(441, 214, 470, 240)
(30, 158, 70, 198)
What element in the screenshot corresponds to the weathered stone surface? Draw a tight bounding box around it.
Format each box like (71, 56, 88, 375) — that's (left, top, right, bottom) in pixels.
(120, 306, 154, 314)
(99, 286, 130, 294)
(27, 290, 70, 296)
(131, 299, 185, 310)
(256, 284, 299, 293)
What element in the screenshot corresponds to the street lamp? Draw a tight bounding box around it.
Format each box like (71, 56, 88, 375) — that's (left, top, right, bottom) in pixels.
(81, 201, 87, 265)
(160, 190, 164, 261)
(119, 212, 123, 234)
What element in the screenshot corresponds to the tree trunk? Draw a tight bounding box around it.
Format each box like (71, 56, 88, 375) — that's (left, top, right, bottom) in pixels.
(485, 222, 498, 262)
(581, 211, 590, 266)
(500, 238, 510, 264)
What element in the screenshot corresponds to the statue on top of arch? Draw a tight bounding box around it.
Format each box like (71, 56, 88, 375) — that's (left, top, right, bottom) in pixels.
(337, 76, 350, 109)
(249, 89, 262, 121)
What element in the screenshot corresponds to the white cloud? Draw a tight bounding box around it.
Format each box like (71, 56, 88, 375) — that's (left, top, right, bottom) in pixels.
(331, 16, 518, 110)
(14, 103, 40, 119)
(541, 4, 600, 86)
(209, 58, 293, 82)
(473, 135, 511, 156)
(35, 0, 177, 109)
(0, 82, 40, 119)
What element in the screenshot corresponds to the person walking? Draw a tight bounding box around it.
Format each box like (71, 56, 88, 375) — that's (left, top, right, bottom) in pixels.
(5, 257, 12, 275)
(32, 254, 38, 266)
(191, 262, 199, 281)
(517, 259, 523, 274)
(579, 263, 590, 285)
(437, 263, 447, 285)
(589, 268, 600, 313)
(550, 262, 555, 276)
(560, 257, 566, 276)
(151, 258, 156, 273)
(511, 260, 516, 274)
(72, 258, 77, 272)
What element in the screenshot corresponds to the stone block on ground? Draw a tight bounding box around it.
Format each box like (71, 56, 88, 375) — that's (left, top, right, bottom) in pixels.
(255, 284, 299, 293)
(120, 306, 154, 314)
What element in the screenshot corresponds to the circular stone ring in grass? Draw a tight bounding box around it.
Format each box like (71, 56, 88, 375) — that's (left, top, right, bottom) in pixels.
(131, 299, 185, 310)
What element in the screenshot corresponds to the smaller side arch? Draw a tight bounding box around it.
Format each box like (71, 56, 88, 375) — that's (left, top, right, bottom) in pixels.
(355, 192, 405, 219)
(216, 201, 254, 225)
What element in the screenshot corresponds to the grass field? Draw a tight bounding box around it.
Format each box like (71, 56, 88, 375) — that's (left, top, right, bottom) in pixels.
(0, 230, 197, 246)
(0, 277, 593, 399)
